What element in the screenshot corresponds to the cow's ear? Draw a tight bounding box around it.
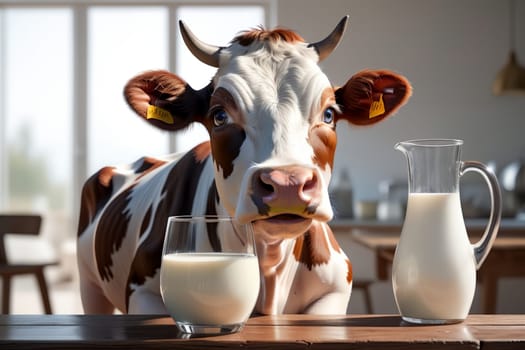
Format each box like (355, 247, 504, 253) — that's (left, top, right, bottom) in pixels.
(335, 70, 412, 126)
(124, 70, 212, 131)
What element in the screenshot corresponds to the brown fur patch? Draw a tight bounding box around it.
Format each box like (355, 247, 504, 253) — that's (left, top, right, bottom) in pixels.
(211, 123, 246, 179)
(98, 167, 116, 187)
(139, 206, 152, 239)
(77, 166, 116, 237)
(346, 258, 353, 284)
(309, 125, 337, 170)
(234, 27, 305, 47)
(205, 182, 221, 252)
(135, 157, 167, 181)
(293, 221, 331, 270)
(208, 88, 246, 178)
(193, 141, 212, 163)
(95, 184, 135, 281)
(309, 87, 338, 170)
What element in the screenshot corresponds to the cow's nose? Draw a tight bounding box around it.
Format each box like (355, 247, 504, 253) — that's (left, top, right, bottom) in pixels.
(252, 166, 321, 214)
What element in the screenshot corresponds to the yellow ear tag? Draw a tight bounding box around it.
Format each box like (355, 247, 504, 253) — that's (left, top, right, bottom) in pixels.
(146, 105, 174, 125)
(369, 93, 385, 119)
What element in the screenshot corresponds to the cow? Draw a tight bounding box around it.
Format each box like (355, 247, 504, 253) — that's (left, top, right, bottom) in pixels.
(77, 16, 411, 315)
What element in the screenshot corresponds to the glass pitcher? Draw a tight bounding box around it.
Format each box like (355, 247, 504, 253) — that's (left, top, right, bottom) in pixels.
(392, 139, 502, 324)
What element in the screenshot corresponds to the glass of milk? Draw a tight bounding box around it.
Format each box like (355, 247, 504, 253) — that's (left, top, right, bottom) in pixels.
(160, 215, 259, 335)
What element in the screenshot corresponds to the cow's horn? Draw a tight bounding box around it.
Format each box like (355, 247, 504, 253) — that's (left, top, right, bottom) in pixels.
(179, 20, 222, 68)
(309, 16, 349, 62)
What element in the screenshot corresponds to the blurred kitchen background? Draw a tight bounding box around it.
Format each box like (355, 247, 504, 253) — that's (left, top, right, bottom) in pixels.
(0, 0, 524, 314)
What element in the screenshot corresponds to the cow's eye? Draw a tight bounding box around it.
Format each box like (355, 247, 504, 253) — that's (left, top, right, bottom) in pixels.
(212, 109, 229, 127)
(323, 107, 335, 124)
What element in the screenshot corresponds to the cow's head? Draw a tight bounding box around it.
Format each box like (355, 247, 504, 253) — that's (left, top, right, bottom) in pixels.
(124, 16, 411, 240)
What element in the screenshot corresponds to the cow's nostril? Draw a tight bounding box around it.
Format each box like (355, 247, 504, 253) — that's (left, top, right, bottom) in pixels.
(259, 181, 274, 196)
(303, 173, 317, 193)
(256, 172, 276, 197)
(299, 173, 319, 203)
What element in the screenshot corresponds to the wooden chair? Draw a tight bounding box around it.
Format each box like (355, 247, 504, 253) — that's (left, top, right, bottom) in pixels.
(0, 214, 58, 314)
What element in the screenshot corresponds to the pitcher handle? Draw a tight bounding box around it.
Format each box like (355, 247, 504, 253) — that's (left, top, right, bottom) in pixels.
(460, 161, 502, 269)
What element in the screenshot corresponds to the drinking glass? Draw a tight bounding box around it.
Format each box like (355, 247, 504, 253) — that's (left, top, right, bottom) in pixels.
(160, 215, 259, 335)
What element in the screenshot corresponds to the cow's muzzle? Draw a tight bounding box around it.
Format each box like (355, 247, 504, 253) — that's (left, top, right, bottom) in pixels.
(235, 165, 333, 225)
(252, 166, 320, 215)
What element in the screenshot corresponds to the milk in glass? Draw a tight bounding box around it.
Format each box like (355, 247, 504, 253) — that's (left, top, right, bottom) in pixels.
(160, 252, 259, 325)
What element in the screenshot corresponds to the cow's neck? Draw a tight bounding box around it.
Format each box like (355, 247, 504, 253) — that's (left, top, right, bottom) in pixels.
(255, 238, 298, 314)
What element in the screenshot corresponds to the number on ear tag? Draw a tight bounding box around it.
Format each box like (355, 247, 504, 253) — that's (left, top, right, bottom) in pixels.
(369, 94, 385, 119)
(147, 105, 174, 124)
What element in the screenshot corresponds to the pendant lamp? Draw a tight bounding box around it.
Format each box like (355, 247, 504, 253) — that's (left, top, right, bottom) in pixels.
(493, 0, 525, 95)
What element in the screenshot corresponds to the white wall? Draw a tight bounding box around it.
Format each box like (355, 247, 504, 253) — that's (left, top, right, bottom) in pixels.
(278, 0, 525, 201)
(278, 0, 525, 314)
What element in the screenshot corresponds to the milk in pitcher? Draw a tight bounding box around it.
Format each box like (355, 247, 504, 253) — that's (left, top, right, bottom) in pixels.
(392, 193, 476, 323)
(393, 139, 501, 324)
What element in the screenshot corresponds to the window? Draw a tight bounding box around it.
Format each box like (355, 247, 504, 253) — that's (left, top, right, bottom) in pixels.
(0, 2, 272, 244)
(87, 7, 169, 173)
(0, 8, 73, 233)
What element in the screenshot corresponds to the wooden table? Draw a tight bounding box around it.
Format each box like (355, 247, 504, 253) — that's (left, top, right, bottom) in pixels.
(0, 314, 524, 349)
(330, 219, 525, 314)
